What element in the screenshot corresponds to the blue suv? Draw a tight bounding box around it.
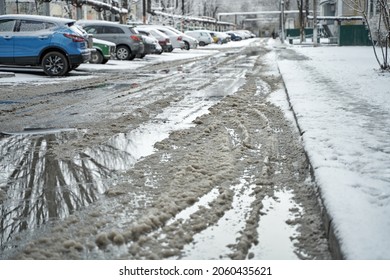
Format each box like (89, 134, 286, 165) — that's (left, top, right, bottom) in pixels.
(0, 14, 91, 76)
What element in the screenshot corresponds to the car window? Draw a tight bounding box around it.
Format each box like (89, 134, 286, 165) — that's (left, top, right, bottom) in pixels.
(19, 20, 55, 32)
(0, 19, 16, 32)
(83, 25, 99, 34)
(102, 26, 124, 34)
(128, 26, 138, 34)
(138, 30, 149, 36)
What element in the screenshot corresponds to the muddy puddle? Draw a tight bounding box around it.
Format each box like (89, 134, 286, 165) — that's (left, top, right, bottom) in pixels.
(0, 81, 243, 252)
(180, 179, 258, 260)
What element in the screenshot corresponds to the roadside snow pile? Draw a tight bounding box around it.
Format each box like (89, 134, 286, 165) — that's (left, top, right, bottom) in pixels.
(275, 43, 390, 259)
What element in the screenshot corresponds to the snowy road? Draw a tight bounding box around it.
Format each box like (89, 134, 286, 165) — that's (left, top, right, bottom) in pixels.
(0, 39, 331, 259)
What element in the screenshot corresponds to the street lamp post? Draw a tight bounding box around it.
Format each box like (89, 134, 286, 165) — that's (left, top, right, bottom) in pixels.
(142, 0, 146, 24)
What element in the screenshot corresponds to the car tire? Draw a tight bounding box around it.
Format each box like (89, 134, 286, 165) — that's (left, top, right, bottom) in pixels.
(102, 58, 109, 64)
(90, 50, 104, 64)
(116, 45, 131, 60)
(42, 51, 69, 76)
(184, 41, 190, 50)
(199, 41, 206, 47)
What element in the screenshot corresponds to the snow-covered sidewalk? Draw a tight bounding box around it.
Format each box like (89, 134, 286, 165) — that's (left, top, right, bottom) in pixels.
(275, 43, 390, 259)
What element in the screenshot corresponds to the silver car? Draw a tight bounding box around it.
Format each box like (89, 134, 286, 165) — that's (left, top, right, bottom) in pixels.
(77, 20, 144, 60)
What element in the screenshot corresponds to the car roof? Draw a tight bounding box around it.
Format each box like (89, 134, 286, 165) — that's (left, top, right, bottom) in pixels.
(0, 14, 75, 25)
(135, 25, 171, 35)
(77, 20, 128, 28)
(141, 25, 176, 31)
(136, 27, 169, 38)
(187, 30, 211, 33)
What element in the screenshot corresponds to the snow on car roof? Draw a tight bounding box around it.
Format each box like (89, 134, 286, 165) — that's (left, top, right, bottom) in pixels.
(0, 14, 76, 25)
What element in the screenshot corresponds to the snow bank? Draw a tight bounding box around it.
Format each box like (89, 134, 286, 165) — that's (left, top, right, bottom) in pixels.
(276, 43, 390, 259)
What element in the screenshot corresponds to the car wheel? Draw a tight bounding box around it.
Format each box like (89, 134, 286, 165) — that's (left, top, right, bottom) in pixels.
(102, 58, 109, 64)
(199, 41, 206, 47)
(116, 45, 131, 60)
(184, 41, 190, 50)
(90, 50, 104, 64)
(42, 51, 69, 76)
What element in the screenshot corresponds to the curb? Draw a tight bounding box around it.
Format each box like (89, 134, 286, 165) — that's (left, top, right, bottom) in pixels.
(276, 60, 344, 260)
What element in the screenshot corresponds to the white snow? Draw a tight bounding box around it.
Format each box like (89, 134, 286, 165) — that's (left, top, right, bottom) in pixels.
(273, 42, 390, 259)
(1, 38, 390, 260)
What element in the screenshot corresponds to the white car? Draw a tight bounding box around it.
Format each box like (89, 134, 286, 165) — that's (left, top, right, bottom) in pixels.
(136, 26, 173, 52)
(141, 25, 185, 50)
(184, 30, 214, 46)
(162, 26, 199, 50)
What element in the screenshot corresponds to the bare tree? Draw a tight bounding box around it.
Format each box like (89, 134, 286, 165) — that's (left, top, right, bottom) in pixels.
(297, 0, 305, 42)
(343, 0, 389, 70)
(0, 0, 5, 14)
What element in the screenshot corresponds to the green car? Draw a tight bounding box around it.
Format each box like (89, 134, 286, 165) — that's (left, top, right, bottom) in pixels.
(90, 38, 116, 64)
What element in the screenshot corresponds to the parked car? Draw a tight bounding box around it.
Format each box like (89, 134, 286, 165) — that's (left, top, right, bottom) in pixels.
(226, 31, 242, 41)
(136, 26, 173, 52)
(140, 25, 185, 50)
(0, 14, 91, 76)
(232, 30, 254, 40)
(136, 29, 162, 55)
(209, 31, 230, 44)
(161, 26, 198, 50)
(90, 38, 116, 64)
(77, 20, 144, 60)
(184, 30, 213, 46)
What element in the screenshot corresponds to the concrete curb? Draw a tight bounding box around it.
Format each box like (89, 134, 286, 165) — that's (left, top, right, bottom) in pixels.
(276, 60, 344, 260)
